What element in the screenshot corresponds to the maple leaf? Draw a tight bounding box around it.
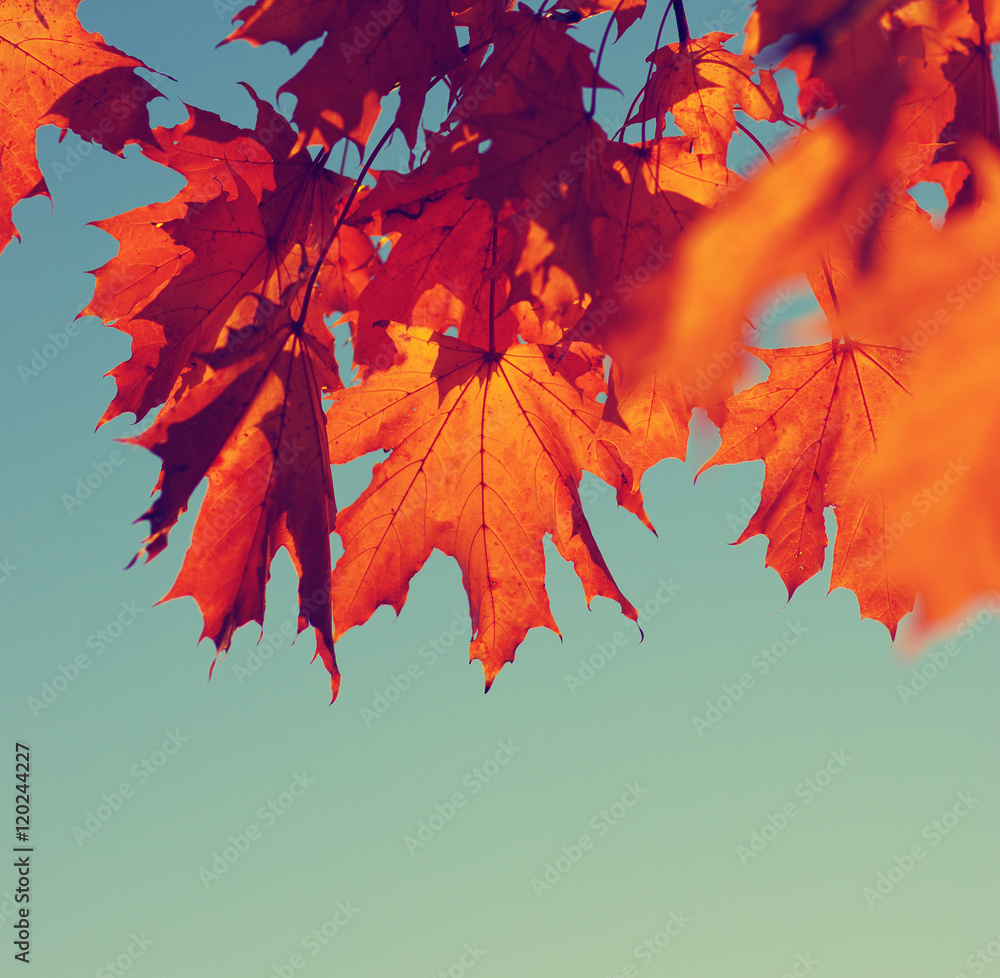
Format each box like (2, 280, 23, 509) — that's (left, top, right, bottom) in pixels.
(85, 88, 365, 426)
(809, 179, 932, 320)
(83, 91, 367, 695)
(628, 32, 784, 158)
(224, 0, 463, 152)
(349, 168, 519, 365)
(702, 340, 916, 635)
(851, 145, 1000, 628)
(553, 0, 645, 37)
(574, 137, 737, 507)
(589, 136, 736, 333)
(326, 323, 637, 688)
(0, 0, 163, 252)
(130, 273, 341, 698)
(621, 107, 896, 406)
(594, 362, 691, 529)
(351, 139, 720, 511)
(429, 7, 621, 314)
(887, 0, 1000, 208)
(743, 0, 891, 54)
(14, 0, 996, 697)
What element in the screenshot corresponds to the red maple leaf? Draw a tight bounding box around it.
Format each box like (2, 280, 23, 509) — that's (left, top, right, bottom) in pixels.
(131, 270, 341, 698)
(224, 0, 463, 152)
(85, 87, 367, 425)
(0, 0, 162, 252)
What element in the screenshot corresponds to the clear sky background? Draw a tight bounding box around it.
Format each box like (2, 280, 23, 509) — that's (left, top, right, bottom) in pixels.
(2, 2, 1000, 977)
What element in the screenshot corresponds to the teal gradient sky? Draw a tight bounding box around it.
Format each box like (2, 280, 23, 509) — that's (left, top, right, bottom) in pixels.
(2, 2, 1000, 976)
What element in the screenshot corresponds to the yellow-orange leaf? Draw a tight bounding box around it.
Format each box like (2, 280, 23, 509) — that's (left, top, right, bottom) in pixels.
(326, 323, 637, 687)
(702, 341, 916, 635)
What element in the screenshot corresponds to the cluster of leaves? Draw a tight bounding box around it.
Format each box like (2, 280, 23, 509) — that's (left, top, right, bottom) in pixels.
(3, 0, 1000, 701)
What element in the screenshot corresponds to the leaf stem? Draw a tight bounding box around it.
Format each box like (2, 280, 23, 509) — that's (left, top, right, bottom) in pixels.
(673, 0, 689, 43)
(639, 0, 673, 148)
(589, 0, 629, 118)
(735, 120, 774, 165)
(488, 224, 498, 356)
(295, 124, 398, 331)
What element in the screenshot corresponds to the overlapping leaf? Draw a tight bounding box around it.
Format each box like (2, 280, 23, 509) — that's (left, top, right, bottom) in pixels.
(702, 340, 916, 635)
(225, 0, 463, 151)
(431, 7, 621, 314)
(0, 0, 162, 252)
(86, 88, 368, 425)
(622, 107, 896, 405)
(856, 146, 1000, 628)
(132, 273, 341, 697)
(83, 92, 365, 692)
(628, 32, 784, 157)
(326, 323, 637, 687)
(12, 0, 996, 695)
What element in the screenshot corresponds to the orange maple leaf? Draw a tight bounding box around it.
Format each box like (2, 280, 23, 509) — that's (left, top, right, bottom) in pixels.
(131, 274, 341, 698)
(702, 340, 916, 635)
(0, 0, 162, 252)
(628, 32, 784, 157)
(326, 323, 637, 688)
(853, 144, 1000, 629)
(85, 89, 364, 425)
